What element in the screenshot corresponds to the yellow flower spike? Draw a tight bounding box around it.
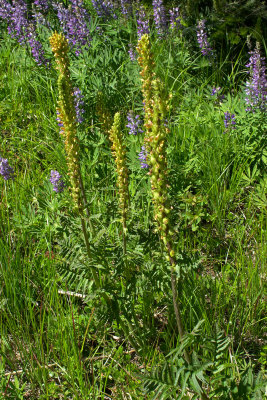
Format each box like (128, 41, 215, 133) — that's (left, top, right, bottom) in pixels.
(137, 36, 198, 371)
(109, 113, 129, 256)
(137, 34, 156, 154)
(50, 32, 82, 211)
(49, 32, 99, 267)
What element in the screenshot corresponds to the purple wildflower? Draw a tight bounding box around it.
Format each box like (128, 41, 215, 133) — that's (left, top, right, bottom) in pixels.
(128, 43, 137, 61)
(138, 145, 149, 169)
(0, 158, 15, 181)
(28, 28, 49, 65)
(5, 0, 28, 44)
(0, 0, 12, 20)
(211, 87, 221, 96)
(91, 0, 117, 19)
(152, 0, 167, 36)
(73, 87, 85, 124)
(126, 111, 143, 135)
(32, 0, 52, 27)
(120, 0, 132, 18)
(53, 0, 91, 55)
(49, 170, 65, 193)
(245, 43, 267, 111)
(33, 0, 51, 12)
(136, 4, 149, 41)
(169, 7, 182, 31)
(0, 0, 48, 66)
(211, 86, 225, 102)
(196, 20, 213, 57)
(224, 112, 236, 131)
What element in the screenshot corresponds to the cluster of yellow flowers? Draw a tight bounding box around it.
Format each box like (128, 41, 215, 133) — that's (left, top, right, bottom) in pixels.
(50, 32, 82, 211)
(137, 34, 175, 262)
(109, 112, 129, 244)
(136, 34, 155, 154)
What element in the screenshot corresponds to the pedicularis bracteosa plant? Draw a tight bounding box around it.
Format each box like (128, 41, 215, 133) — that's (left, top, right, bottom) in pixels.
(50, 32, 82, 213)
(138, 31, 189, 363)
(137, 34, 210, 399)
(49, 32, 99, 284)
(50, 32, 141, 350)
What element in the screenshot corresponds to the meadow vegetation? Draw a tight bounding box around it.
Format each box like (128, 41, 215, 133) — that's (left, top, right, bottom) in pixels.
(0, 1, 266, 398)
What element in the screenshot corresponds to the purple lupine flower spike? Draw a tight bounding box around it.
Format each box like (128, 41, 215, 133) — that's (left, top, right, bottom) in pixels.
(0, 0, 12, 20)
(0, 0, 48, 66)
(196, 20, 213, 57)
(138, 146, 149, 168)
(73, 88, 85, 124)
(152, 0, 167, 37)
(126, 111, 143, 135)
(211, 87, 221, 96)
(245, 43, 267, 111)
(53, 0, 91, 55)
(136, 5, 149, 40)
(120, 0, 132, 18)
(33, 0, 52, 27)
(0, 158, 15, 181)
(211, 86, 225, 102)
(169, 7, 182, 31)
(33, 0, 51, 12)
(91, 0, 117, 19)
(49, 170, 65, 193)
(224, 112, 236, 132)
(128, 43, 137, 61)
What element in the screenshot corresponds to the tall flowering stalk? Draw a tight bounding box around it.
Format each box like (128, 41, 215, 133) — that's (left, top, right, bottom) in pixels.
(169, 7, 182, 32)
(50, 33, 81, 209)
(245, 42, 267, 111)
(49, 32, 95, 260)
(152, 0, 167, 37)
(109, 113, 129, 255)
(196, 19, 213, 57)
(136, 34, 155, 150)
(137, 33, 208, 400)
(137, 33, 183, 340)
(136, 4, 150, 41)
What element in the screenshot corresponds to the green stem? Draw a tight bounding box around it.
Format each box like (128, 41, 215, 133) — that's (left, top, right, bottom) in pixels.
(80, 212, 91, 259)
(122, 210, 127, 257)
(78, 171, 94, 234)
(169, 249, 209, 400)
(169, 258, 190, 364)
